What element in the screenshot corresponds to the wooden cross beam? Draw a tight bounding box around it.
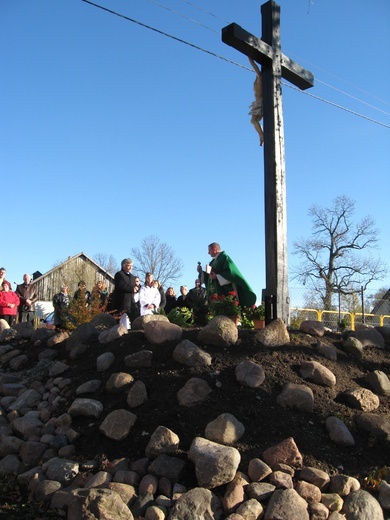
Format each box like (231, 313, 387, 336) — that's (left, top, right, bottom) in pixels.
(222, 0, 314, 324)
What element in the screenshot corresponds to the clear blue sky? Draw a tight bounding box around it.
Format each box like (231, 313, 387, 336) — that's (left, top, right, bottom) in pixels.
(1, 0, 389, 303)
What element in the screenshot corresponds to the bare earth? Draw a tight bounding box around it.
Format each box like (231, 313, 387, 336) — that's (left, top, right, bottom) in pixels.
(48, 328, 389, 482)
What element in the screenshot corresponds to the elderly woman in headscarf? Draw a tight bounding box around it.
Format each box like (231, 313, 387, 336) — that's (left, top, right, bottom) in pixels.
(0, 281, 20, 327)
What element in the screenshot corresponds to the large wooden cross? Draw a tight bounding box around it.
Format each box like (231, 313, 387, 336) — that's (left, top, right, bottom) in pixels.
(222, 0, 314, 324)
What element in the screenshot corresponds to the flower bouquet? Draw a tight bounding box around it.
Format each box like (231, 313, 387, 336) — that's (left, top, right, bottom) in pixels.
(208, 291, 241, 318)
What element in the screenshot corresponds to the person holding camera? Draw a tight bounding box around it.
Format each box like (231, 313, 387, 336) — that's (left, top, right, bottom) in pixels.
(15, 274, 38, 325)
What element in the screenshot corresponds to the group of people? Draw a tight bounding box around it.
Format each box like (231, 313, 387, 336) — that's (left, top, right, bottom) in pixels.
(109, 242, 256, 327)
(0, 268, 39, 327)
(108, 258, 209, 325)
(1, 241, 256, 330)
(52, 280, 109, 329)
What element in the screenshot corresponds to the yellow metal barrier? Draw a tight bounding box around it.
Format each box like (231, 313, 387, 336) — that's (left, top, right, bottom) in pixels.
(290, 309, 390, 331)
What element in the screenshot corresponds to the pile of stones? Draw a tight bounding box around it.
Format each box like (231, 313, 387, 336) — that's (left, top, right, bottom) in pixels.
(0, 315, 389, 519)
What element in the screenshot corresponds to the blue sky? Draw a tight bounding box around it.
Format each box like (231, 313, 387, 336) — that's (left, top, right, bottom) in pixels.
(1, 0, 389, 304)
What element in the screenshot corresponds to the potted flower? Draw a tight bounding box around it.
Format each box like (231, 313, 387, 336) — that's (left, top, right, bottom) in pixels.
(244, 304, 265, 329)
(208, 291, 241, 324)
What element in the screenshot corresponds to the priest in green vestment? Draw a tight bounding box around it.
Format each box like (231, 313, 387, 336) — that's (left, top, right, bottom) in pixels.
(198, 242, 256, 308)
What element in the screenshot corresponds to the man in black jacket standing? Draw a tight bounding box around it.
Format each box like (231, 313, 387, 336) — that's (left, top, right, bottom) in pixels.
(111, 258, 138, 322)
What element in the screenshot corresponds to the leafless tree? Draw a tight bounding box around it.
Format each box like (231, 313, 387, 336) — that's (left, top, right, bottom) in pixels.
(131, 235, 183, 288)
(93, 253, 119, 276)
(292, 195, 388, 310)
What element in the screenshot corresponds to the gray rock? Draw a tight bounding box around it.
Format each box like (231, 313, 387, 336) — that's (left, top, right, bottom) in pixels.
(66, 322, 99, 350)
(247, 458, 272, 482)
(299, 360, 336, 387)
(168, 487, 223, 520)
(294, 480, 322, 503)
(0, 435, 24, 457)
(177, 377, 212, 407)
(76, 379, 102, 395)
(235, 360, 265, 388)
(19, 441, 47, 468)
(378, 480, 390, 511)
(326, 416, 355, 446)
(343, 336, 364, 358)
(99, 323, 128, 344)
(277, 383, 314, 413)
(342, 489, 384, 519)
(204, 413, 245, 444)
(264, 488, 309, 519)
(348, 328, 385, 349)
(68, 488, 134, 519)
(342, 387, 380, 411)
(236, 498, 264, 519)
(173, 339, 212, 367)
(317, 339, 338, 360)
(246, 481, 276, 501)
(85, 470, 112, 488)
(255, 318, 290, 347)
(300, 320, 325, 337)
(148, 454, 186, 482)
(355, 412, 390, 440)
(145, 426, 180, 459)
(45, 457, 79, 484)
(49, 361, 69, 377)
(127, 380, 148, 408)
(268, 470, 294, 489)
(198, 316, 238, 347)
(11, 415, 43, 439)
(328, 474, 360, 496)
(90, 313, 117, 329)
(299, 466, 330, 489)
(363, 370, 390, 396)
(0, 454, 24, 475)
(97, 351, 115, 372)
(99, 409, 137, 440)
(189, 437, 241, 489)
(47, 331, 69, 347)
(35, 479, 62, 502)
(9, 354, 29, 370)
(106, 372, 134, 393)
(13, 322, 35, 339)
(321, 492, 344, 512)
(144, 321, 183, 344)
(68, 398, 104, 418)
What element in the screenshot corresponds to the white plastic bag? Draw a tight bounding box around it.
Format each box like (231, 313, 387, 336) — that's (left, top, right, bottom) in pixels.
(119, 313, 131, 330)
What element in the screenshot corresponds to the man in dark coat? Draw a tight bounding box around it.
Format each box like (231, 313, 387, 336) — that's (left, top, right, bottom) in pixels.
(15, 274, 39, 324)
(111, 258, 137, 321)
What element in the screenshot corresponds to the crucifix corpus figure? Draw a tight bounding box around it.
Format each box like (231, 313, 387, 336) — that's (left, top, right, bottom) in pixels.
(222, 0, 314, 325)
(248, 57, 264, 146)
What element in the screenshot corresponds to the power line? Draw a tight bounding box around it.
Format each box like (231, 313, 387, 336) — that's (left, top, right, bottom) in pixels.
(176, 0, 230, 24)
(283, 83, 390, 129)
(289, 54, 390, 109)
(140, 0, 219, 34)
(142, 0, 390, 117)
(81, 0, 249, 68)
(81, 0, 389, 129)
(314, 79, 390, 117)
